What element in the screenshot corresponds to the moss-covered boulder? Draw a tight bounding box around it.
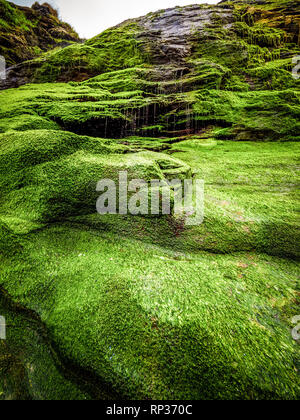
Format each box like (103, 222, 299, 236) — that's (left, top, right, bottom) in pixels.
(0, 0, 299, 400)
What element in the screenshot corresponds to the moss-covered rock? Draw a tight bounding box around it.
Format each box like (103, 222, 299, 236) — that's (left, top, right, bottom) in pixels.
(1, 1, 299, 90)
(0, 0, 80, 67)
(0, 0, 299, 400)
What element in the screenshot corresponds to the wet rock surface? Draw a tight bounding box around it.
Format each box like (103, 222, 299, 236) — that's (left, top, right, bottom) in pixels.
(138, 4, 234, 64)
(1, 1, 299, 90)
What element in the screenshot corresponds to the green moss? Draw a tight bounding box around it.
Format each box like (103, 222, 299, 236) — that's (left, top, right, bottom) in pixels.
(0, 224, 299, 399)
(234, 22, 289, 48)
(0, 0, 79, 66)
(193, 90, 300, 141)
(247, 58, 299, 90)
(0, 0, 33, 31)
(0, 293, 90, 400)
(170, 140, 300, 259)
(32, 23, 147, 83)
(0, 115, 60, 133)
(0, 221, 22, 256)
(223, 75, 250, 91)
(0, 128, 191, 228)
(0, 0, 299, 401)
(2, 75, 299, 142)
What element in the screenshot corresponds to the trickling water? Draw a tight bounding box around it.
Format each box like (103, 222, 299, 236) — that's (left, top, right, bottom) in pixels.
(153, 103, 157, 125)
(180, 69, 184, 94)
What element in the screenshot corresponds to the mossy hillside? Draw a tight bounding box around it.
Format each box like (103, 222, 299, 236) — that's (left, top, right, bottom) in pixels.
(226, 0, 297, 34)
(0, 0, 33, 66)
(0, 224, 299, 399)
(247, 58, 299, 90)
(193, 90, 300, 141)
(0, 0, 32, 31)
(0, 0, 299, 401)
(0, 128, 193, 231)
(234, 22, 289, 48)
(0, 126, 298, 258)
(170, 139, 300, 259)
(0, 85, 299, 258)
(1, 2, 299, 140)
(190, 35, 299, 91)
(0, 0, 80, 67)
(70, 140, 299, 260)
(190, 7, 300, 90)
(31, 23, 147, 83)
(3, 0, 299, 91)
(0, 120, 299, 256)
(0, 114, 60, 133)
(0, 136, 298, 399)
(0, 80, 299, 141)
(81, 63, 231, 95)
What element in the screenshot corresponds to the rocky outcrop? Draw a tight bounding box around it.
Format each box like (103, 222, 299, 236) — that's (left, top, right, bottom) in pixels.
(0, 0, 80, 66)
(0, 0, 299, 402)
(137, 4, 234, 64)
(220, 0, 300, 45)
(1, 0, 299, 91)
(1, 0, 299, 142)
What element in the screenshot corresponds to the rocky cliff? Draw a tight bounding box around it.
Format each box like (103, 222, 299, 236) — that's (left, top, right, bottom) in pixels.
(2, 0, 299, 86)
(0, 0, 80, 66)
(2, 0, 299, 140)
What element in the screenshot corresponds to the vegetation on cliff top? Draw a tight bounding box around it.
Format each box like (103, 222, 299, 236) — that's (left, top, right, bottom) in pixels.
(0, 0, 80, 66)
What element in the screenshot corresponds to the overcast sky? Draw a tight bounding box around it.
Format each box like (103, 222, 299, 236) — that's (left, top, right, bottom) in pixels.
(12, 0, 218, 38)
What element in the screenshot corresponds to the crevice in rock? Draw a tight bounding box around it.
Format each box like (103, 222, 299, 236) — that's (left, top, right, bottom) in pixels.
(0, 286, 122, 400)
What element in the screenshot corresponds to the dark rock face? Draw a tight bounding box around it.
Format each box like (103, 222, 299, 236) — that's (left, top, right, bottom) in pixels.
(0, 0, 80, 66)
(2, 0, 300, 91)
(0, 59, 40, 89)
(31, 2, 58, 17)
(137, 4, 234, 64)
(139, 5, 233, 64)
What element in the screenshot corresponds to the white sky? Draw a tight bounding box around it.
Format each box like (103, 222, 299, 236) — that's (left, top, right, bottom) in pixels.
(12, 0, 218, 38)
